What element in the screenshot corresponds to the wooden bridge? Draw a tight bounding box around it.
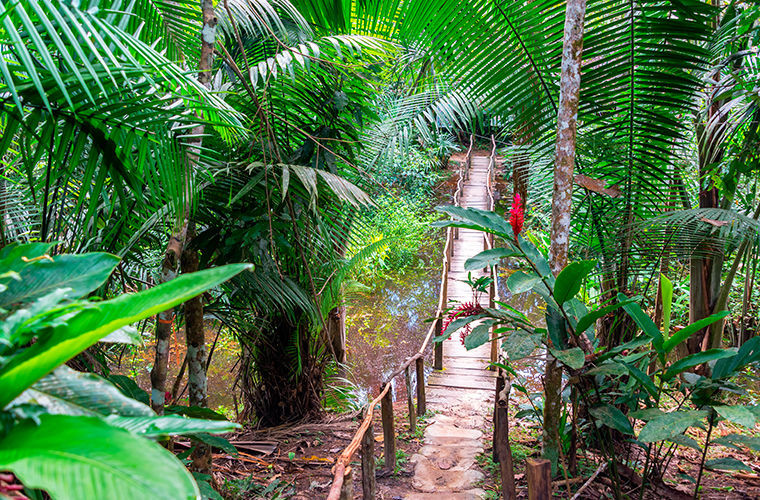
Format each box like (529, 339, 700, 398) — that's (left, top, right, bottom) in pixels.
(327, 136, 518, 500)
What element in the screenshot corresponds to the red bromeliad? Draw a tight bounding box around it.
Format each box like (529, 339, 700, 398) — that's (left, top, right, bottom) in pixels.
(509, 193, 524, 241)
(440, 301, 484, 345)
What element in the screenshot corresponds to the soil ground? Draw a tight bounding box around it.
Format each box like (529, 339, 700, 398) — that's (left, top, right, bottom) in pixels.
(211, 395, 760, 499)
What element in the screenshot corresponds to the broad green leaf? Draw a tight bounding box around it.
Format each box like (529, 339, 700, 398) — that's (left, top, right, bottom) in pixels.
(100, 325, 142, 344)
(435, 205, 513, 239)
(0, 415, 199, 500)
(435, 313, 487, 342)
(589, 404, 634, 435)
(464, 322, 491, 350)
(106, 415, 239, 437)
(705, 457, 752, 472)
(575, 298, 637, 337)
(10, 366, 152, 417)
(620, 295, 663, 352)
(714, 405, 756, 429)
(516, 236, 551, 277)
(0, 242, 56, 263)
(660, 274, 673, 340)
(662, 349, 734, 381)
(502, 330, 542, 360)
(0, 263, 251, 407)
(554, 260, 596, 304)
(585, 362, 627, 377)
(549, 347, 585, 370)
(165, 405, 229, 421)
(189, 433, 237, 455)
(0, 253, 120, 310)
(661, 311, 730, 353)
(596, 335, 653, 363)
(507, 271, 540, 294)
(713, 434, 760, 452)
(638, 410, 708, 443)
(629, 408, 665, 421)
(108, 375, 150, 406)
(667, 433, 701, 451)
(622, 362, 658, 400)
(713, 337, 760, 379)
(464, 248, 519, 271)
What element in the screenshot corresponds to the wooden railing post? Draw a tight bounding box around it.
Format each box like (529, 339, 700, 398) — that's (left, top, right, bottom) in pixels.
(526, 459, 551, 500)
(489, 277, 497, 366)
(339, 466, 353, 500)
(415, 357, 426, 415)
(404, 365, 416, 433)
(361, 421, 375, 499)
(493, 369, 516, 499)
(434, 317, 443, 370)
(381, 385, 396, 471)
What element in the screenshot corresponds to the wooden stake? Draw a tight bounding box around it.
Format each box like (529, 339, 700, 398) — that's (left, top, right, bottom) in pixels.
(338, 466, 352, 500)
(527, 459, 552, 500)
(380, 385, 395, 471)
(434, 318, 443, 370)
(361, 422, 375, 499)
(494, 371, 516, 500)
(415, 357, 426, 416)
(404, 366, 416, 434)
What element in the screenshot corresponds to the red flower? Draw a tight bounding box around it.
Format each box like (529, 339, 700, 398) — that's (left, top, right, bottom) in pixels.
(509, 193, 524, 241)
(439, 301, 484, 345)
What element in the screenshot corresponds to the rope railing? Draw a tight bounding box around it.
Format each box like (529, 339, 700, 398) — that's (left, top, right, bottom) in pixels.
(325, 135, 475, 500)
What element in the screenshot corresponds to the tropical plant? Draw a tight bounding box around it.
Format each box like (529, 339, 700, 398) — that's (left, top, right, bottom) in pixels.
(0, 243, 250, 499)
(436, 204, 760, 496)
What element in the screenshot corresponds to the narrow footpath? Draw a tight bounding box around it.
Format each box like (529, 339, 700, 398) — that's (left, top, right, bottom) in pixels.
(406, 154, 496, 499)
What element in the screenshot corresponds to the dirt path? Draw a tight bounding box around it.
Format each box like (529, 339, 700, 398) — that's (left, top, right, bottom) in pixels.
(405, 154, 495, 499)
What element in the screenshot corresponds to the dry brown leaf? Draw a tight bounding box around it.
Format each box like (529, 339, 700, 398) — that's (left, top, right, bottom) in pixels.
(699, 217, 730, 227)
(575, 174, 621, 197)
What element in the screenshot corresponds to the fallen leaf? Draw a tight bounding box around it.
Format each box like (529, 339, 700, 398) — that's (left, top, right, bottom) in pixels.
(575, 174, 621, 198)
(700, 217, 729, 227)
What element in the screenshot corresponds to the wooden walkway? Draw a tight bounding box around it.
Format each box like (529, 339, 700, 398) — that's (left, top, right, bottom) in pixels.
(428, 153, 496, 392)
(407, 152, 497, 499)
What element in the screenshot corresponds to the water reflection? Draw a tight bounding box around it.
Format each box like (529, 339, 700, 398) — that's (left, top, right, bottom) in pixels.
(344, 267, 438, 404)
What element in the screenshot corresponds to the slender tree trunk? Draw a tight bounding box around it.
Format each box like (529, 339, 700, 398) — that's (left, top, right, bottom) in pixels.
(545, 0, 587, 476)
(150, 230, 186, 413)
(548, 0, 586, 275)
(181, 224, 211, 473)
(149, 0, 217, 415)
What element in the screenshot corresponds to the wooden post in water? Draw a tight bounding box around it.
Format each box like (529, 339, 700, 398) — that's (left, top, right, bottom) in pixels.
(415, 357, 426, 415)
(361, 421, 375, 499)
(381, 385, 396, 471)
(404, 365, 416, 434)
(526, 458, 551, 500)
(338, 466, 353, 500)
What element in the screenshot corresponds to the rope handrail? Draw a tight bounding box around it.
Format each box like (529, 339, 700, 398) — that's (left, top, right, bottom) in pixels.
(325, 135, 475, 500)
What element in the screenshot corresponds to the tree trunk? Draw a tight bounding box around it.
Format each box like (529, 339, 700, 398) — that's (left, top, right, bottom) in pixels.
(150, 230, 186, 414)
(545, 0, 587, 476)
(148, 0, 217, 415)
(182, 225, 211, 473)
(327, 305, 346, 364)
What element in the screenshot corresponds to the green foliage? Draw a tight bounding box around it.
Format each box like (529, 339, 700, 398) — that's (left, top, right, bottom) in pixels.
(347, 194, 442, 283)
(0, 245, 248, 499)
(221, 475, 295, 500)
